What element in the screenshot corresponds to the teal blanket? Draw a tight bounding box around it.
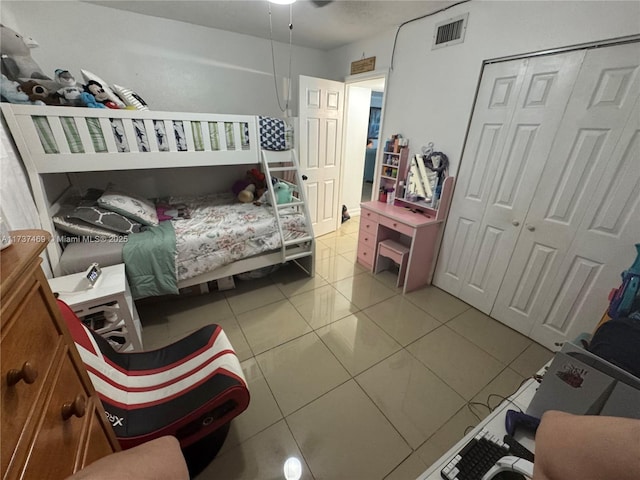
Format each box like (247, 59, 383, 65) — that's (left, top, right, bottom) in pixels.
(123, 221, 178, 299)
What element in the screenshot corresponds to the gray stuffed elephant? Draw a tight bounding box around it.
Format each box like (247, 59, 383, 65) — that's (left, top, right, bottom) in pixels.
(0, 24, 50, 82)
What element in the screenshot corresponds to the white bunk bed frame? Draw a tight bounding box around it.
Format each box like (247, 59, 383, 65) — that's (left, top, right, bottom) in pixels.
(1, 104, 314, 288)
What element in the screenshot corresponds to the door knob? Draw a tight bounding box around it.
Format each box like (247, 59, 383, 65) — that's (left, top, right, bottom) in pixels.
(512, 220, 520, 227)
(526, 224, 535, 231)
(302, 175, 308, 181)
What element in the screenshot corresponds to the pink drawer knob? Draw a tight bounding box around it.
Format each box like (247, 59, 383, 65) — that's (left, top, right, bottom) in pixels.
(363, 252, 367, 256)
(393, 223, 398, 227)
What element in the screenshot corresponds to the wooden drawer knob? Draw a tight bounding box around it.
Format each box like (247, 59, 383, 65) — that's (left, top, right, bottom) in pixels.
(62, 394, 87, 421)
(7, 361, 38, 386)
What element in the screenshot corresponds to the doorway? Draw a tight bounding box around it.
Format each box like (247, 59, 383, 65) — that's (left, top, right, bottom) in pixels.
(341, 73, 387, 218)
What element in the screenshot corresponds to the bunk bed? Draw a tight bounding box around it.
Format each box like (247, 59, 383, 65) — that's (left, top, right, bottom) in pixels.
(1, 104, 315, 297)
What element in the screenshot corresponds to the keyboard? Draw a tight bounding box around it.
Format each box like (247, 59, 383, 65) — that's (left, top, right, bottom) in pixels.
(440, 429, 536, 480)
(440, 429, 509, 480)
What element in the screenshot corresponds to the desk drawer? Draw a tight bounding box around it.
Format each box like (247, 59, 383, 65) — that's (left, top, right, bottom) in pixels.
(361, 209, 379, 223)
(359, 218, 378, 237)
(358, 227, 377, 248)
(357, 244, 375, 270)
(379, 215, 414, 238)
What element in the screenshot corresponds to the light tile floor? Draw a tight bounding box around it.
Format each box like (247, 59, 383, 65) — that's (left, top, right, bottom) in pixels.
(136, 216, 554, 480)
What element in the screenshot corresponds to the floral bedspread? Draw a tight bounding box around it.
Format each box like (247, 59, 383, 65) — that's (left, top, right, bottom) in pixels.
(169, 193, 308, 281)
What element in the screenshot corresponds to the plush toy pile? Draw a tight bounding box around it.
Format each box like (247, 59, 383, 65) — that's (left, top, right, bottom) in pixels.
(0, 24, 147, 110)
(232, 168, 267, 204)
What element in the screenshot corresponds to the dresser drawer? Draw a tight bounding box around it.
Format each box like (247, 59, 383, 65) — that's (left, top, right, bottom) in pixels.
(379, 215, 415, 238)
(80, 398, 119, 469)
(357, 244, 375, 269)
(361, 209, 379, 223)
(1, 283, 64, 475)
(20, 348, 92, 480)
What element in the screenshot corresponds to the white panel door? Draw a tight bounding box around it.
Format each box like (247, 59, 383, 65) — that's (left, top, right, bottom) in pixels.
(492, 43, 640, 341)
(437, 51, 586, 313)
(298, 75, 345, 237)
(529, 94, 640, 347)
(434, 59, 528, 295)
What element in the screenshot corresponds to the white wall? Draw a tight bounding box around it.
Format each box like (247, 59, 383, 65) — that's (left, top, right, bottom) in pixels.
(1, 1, 331, 116)
(327, 1, 640, 176)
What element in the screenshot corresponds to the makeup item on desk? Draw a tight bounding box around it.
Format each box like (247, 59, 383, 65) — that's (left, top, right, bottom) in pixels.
(387, 188, 395, 205)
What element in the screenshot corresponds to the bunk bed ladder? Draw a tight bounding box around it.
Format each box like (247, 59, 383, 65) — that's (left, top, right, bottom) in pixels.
(261, 149, 315, 276)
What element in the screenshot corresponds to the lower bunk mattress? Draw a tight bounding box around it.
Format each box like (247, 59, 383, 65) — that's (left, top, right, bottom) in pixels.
(59, 193, 309, 298)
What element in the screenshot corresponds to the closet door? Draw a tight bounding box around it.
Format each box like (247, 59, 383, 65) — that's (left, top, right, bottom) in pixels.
(435, 51, 585, 314)
(529, 96, 640, 347)
(492, 43, 640, 339)
(433, 59, 527, 296)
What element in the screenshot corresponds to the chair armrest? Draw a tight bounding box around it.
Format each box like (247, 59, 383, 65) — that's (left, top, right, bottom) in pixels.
(66, 436, 189, 480)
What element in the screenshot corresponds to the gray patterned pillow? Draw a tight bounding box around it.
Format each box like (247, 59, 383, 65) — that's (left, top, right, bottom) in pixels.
(98, 189, 159, 226)
(68, 206, 142, 234)
(52, 214, 121, 240)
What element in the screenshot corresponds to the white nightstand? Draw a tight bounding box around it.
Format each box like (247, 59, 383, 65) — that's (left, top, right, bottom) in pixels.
(48, 263, 143, 351)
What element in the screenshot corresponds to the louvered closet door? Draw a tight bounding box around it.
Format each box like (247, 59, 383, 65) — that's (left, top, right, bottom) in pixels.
(435, 51, 585, 314)
(492, 43, 640, 342)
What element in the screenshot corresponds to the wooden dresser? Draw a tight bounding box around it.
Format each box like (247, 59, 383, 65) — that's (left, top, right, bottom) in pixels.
(1, 230, 119, 479)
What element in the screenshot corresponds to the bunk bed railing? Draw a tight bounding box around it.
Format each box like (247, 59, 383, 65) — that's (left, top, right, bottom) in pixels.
(1, 103, 263, 275)
(1, 104, 261, 173)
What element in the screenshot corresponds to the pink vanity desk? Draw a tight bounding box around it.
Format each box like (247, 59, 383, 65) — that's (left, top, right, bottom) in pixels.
(358, 176, 454, 294)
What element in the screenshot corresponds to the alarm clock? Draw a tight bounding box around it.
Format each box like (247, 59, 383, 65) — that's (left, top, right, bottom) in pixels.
(85, 263, 102, 287)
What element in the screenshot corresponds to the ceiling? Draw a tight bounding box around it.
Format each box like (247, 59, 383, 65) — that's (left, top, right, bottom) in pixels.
(85, 1, 460, 51)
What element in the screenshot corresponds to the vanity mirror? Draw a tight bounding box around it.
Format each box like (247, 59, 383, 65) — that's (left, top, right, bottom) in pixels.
(401, 144, 449, 210)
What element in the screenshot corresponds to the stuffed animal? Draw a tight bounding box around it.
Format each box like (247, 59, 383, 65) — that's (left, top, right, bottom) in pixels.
(274, 181, 292, 204)
(246, 168, 267, 198)
(237, 184, 256, 203)
(0, 24, 50, 82)
(54, 69, 86, 106)
(84, 80, 120, 109)
(0, 74, 44, 105)
(232, 168, 267, 203)
(19, 80, 61, 105)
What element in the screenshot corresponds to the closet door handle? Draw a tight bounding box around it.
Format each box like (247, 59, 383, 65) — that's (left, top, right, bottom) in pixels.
(512, 220, 520, 227)
(526, 224, 535, 232)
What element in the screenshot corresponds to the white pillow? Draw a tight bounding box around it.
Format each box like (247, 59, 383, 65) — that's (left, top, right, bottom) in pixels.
(80, 70, 126, 108)
(112, 84, 149, 111)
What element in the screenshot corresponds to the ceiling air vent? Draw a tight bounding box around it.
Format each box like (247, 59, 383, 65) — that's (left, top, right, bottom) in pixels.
(432, 13, 469, 50)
